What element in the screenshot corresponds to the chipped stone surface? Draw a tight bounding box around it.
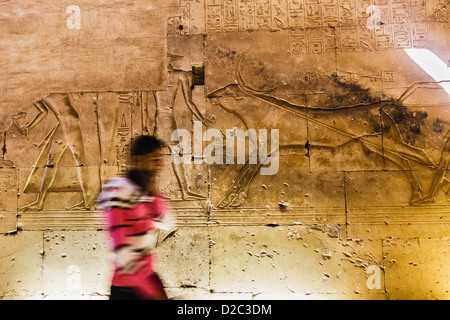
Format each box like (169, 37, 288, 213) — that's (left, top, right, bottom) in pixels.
(209, 226, 384, 297)
(154, 227, 210, 289)
(0, 232, 43, 298)
(41, 231, 112, 297)
(383, 237, 450, 299)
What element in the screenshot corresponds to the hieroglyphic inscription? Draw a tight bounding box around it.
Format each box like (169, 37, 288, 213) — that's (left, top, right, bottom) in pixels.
(176, 0, 431, 54)
(368, 70, 395, 82)
(433, 0, 450, 23)
(168, 0, 201, 36)
(254, 67, 395, 85)
(288, 0, 429, 54)
(116, 94, 133, 175)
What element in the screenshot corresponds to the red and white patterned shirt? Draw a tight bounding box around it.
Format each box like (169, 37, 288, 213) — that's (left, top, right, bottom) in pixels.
(97, 177, 174, 298)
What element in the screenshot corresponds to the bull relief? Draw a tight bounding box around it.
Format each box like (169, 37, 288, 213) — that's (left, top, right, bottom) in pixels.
(206, 51, 450, 208)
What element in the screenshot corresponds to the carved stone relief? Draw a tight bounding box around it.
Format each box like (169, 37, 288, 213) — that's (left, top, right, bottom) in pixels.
(0, 160, 18, 233)
(0, 35, 212, 223)
(0, 21, 448, 226)
(174, 0, 450, 56)
(204, 30, 449, 215)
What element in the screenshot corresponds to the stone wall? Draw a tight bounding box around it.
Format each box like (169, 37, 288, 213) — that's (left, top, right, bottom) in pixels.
(1, 0, 449, 299)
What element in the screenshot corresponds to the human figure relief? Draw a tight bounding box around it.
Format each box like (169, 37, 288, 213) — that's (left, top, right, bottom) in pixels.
(1, 111, 27, 158)
(0, 113, 24, 213)
(152, 55, 213, 200)
(18, 93, 92, 211)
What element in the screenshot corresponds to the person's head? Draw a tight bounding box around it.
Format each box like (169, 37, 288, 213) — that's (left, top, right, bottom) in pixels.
(130, 135, 165, 175)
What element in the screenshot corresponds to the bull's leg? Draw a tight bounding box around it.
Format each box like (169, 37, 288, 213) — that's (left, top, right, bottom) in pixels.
(217, 161, 262, 208)
(387, 152, 423, 202)
(310, 134, 425, 201)
(413, 130, 450, 204)
(361, 141, 424, 203)
(217, 144, 300, 208)
(381, 109, 435, 168)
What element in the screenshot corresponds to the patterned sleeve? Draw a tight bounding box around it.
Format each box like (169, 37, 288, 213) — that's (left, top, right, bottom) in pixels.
(153, 196, 175, 231)
(97, 178, 141, 250)
(105, 207, 133, 250)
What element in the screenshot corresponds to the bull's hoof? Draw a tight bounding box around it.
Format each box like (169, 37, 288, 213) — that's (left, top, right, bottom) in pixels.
(229, 192, 247, 207)
(411, 194, 435, 205)
(217, 194, 236, 208)
(217, 198, 231, 208)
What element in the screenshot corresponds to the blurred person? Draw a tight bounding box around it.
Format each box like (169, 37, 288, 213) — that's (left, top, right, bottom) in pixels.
(97, 135, 175, 300)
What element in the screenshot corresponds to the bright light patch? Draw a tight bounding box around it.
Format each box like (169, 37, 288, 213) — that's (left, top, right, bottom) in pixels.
(404, 49, 450, 94)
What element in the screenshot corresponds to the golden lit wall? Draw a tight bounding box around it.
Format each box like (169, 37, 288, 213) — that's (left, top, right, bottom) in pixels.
(1, 0, 449, 299)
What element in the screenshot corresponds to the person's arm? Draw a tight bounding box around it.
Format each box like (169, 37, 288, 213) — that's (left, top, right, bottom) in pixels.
(154, 208, 175, 231)
(178, 71, 212, 126)
(153, 195, 175, 231)
(18, 100, 48, 135)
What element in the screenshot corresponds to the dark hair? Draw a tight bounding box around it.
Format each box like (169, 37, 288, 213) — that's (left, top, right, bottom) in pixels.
(130, 135, 165, 156)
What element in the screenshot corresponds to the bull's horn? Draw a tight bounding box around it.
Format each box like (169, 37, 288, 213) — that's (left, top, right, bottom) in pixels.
(236, 49, 278, 96)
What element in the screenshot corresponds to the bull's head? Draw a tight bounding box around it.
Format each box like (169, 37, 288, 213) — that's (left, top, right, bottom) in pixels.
(207, 84, 248, 114)
(207, 49, 276, 113)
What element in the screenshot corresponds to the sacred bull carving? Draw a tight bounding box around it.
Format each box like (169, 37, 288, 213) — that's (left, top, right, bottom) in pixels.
(207, 53, 450, 208)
